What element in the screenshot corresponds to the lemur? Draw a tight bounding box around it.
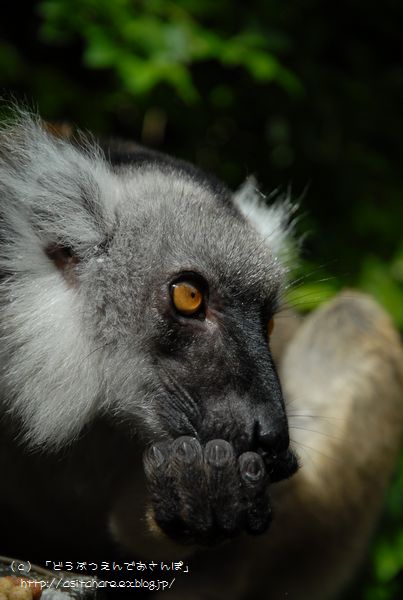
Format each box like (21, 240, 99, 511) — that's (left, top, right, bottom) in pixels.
(0, 112, 402, 599)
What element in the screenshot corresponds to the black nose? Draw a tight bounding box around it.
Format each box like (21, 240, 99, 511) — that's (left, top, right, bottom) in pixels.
(254, 419, 290, 455)
(253, 420, 299, 482)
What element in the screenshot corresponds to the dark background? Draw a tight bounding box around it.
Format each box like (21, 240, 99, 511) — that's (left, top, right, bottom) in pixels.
(1, 1, 403, 597)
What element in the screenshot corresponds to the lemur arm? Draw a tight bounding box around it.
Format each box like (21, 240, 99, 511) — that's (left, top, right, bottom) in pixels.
(245, 291, 403, 600)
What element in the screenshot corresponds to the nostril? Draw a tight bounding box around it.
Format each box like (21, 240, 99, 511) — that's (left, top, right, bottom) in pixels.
(258, 429, 278, 451)
(254, 420, 290, 454)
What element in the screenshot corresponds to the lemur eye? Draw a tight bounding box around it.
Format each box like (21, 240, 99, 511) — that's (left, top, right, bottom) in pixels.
(268, 318, 275, 337)
(171, 281, 204, 316)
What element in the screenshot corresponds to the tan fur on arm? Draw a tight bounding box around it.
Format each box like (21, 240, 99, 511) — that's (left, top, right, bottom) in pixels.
(248, 291, 403, 600)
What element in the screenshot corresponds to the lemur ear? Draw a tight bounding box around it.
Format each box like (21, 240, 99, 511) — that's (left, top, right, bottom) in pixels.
(45, 243, 80, 286)
(233, 176, 299, 266)
(0, 111, 118, 280)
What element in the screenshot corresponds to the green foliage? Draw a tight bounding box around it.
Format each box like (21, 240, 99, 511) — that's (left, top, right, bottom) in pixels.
(357, 453, 403, 600)
(286, 280, 340, 313)
(360, 250, 403, 329)
(38, 0, 301, 102)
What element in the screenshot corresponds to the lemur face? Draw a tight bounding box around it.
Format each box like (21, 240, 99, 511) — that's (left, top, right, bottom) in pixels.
(80, 168, 297, 475)
(0, 114, 298, 546)
(80, 169, 299, 544)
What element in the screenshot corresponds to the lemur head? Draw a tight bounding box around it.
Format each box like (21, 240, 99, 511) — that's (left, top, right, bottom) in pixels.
(0, 112, 297, 483)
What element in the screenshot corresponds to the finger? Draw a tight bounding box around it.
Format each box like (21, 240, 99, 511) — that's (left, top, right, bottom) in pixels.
(204, 439, 241, 534)
(239, 452, 272, 535)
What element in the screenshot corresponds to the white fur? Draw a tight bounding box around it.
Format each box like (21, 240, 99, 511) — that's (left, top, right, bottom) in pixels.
(233, 176, 298, 267)
(0, 112, 119, 448)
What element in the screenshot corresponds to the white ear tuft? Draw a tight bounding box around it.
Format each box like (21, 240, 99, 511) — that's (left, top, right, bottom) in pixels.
(233, 176, 299, 268)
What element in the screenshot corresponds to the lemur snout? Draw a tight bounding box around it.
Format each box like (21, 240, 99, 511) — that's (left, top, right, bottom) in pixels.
(254, 420, 290, 455)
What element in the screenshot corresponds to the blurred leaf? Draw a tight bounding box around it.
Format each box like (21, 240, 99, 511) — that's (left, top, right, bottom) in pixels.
(38, 0, 299, 100)
(285, 281, 339, 312)
(374, 533, 403, 582)
(359, 256, 403, 328)
(0, 42, 24, 81)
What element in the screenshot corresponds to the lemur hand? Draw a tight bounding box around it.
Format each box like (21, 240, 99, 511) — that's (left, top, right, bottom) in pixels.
(143, 436, 271, 545)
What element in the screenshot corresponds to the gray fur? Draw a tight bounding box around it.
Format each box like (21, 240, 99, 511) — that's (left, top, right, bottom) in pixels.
(0, 112, 292, 450)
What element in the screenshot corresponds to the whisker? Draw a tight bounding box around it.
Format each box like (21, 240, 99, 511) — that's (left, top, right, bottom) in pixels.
(289, 424, 342, 442)
(284, 270, 336, 292)
(290, 438, 341, 464)
(287, 412, 345, 422)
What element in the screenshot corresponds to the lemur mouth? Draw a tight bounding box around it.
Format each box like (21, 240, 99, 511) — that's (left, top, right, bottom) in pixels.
(258, 447, 300, 483)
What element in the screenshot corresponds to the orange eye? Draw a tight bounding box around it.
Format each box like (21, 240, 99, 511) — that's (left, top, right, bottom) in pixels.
(268, 318, 275, 337)
(172, 281, 204, 316)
